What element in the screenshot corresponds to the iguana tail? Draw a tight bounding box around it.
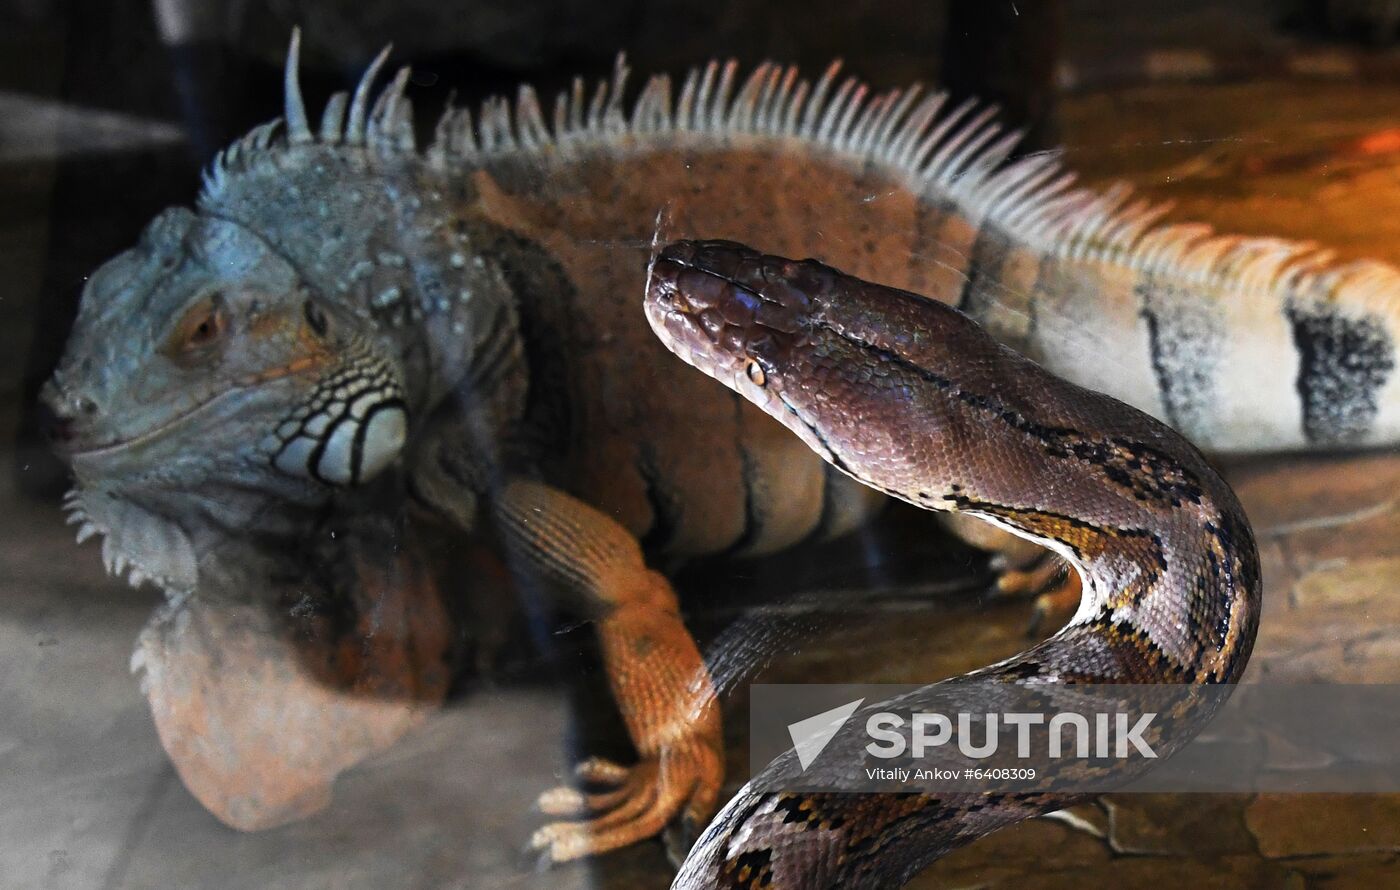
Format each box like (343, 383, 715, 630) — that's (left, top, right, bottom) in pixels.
(950, 151, 1400, 452)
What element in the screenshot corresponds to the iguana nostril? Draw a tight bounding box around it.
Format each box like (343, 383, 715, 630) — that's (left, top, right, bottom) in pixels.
(36, 398, 77, 445)
(37, 382, 100, 444)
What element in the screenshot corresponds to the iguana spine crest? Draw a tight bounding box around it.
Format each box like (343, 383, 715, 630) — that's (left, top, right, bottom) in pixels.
(204, 29, 1400, 334)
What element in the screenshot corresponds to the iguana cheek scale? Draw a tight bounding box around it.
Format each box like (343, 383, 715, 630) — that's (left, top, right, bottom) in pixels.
(38, 30, 1386, 871)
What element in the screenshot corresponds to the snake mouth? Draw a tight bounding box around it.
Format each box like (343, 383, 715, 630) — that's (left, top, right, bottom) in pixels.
(644, 239, 781, 368)
(645, 265, 714, 354)
(646, 240, 843, 467)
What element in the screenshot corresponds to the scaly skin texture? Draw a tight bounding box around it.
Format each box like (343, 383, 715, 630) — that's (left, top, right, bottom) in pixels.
(646, 240, 1261, 888)
(39, 35, 1367, 863)
(136, 539, 452, 830)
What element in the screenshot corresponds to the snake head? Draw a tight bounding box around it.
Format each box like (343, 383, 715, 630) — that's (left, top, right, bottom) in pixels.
(646, 239, 866, 465)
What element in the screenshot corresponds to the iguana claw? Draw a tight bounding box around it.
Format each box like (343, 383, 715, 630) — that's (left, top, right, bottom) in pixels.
(530, 739, 722, 863)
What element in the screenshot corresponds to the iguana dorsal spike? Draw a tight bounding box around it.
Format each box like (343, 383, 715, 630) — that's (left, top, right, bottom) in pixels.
(480, 96, 512, 151)
(283, 28, 313, 144)
(846, 87, 884, 149)
(800, 60, 842, 138)
(675, 66, 698, 130)
(833, 82, 868, 147)
(517, 85, 548, 147)
(781, 77, 809, 136)
(927, 104, 999, 180)
(567, 76, 585, 135)
(773, 65, 800, 134)
(606, 53, 629, 132)
(817, 75, 854, 142)
(449, 106, 478, 158)
(691, 61, 718, 131)
(630, 74, 671, 134)
(711, 60, 738, 131)
(319, 91, 348, 143)
(872, 83, 918, 152)
(887, 92, 942, 165)
(586, 79, 606, 134)
(729, 63, 767, 131)
(960, 126, 1021, 191)
(346, 44, 392, 146)
(908, 97, 975, 173)
(550, 88, 568, 141)
(757, 65, 784, 132)
(367, 66, 411, 152)
(859, 87, 896, 149)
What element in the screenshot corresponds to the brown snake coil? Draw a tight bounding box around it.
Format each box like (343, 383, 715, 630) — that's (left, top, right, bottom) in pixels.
(644, 240, 1261, 888)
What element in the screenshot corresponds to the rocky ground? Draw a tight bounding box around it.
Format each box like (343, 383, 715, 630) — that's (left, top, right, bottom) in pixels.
(6, 447, 1399, 888)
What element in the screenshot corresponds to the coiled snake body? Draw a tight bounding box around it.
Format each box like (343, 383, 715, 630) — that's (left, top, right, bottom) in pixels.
(644, 240, 1262, 888)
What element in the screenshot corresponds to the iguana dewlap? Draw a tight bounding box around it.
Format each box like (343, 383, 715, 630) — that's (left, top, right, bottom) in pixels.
(39, 32, 1397, 870)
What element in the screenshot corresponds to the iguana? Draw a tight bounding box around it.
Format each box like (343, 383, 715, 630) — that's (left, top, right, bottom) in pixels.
(40, 31, 1399, 868)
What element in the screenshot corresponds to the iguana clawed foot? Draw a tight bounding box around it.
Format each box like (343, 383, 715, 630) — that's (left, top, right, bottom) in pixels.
(997, 554, 1083, 637)
(493, 479, 726, 863)
(531, 734, 723, 862)
(939, 513, 1083, 636)
(529, 595, 725, 863)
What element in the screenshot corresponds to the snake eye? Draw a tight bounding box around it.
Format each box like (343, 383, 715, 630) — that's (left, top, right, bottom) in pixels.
(745, 359, 766, 387)
(303, 300, 329, 337)
(167, 293, 228, 360)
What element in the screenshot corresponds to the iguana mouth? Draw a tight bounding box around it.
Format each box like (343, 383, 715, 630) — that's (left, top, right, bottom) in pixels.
(60, 358, 328, 461)
(61, 386, 250, 461)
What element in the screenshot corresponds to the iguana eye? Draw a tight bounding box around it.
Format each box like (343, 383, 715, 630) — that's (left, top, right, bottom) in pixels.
(746, 359, 766, 387)
(303, 300, 329, 336)
(167, 294, 228, 359)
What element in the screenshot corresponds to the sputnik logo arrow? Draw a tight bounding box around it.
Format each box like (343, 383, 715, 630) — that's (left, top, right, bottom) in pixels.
(787, 698, 864, 771)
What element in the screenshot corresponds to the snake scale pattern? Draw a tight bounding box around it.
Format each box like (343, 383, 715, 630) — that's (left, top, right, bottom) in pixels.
(645, 240, 1262, 888)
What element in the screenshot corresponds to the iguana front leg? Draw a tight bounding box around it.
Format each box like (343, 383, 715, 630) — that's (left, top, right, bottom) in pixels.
(492, 478, 723, 863)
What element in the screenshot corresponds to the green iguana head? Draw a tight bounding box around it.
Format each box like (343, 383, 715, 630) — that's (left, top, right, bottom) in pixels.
(38, 33, 453, 595)
(43, 198, 409, 592)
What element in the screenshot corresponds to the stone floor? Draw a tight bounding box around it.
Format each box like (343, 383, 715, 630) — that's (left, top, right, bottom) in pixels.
(7, 446, 1400, 888)
(8, 50, 1400, 890)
